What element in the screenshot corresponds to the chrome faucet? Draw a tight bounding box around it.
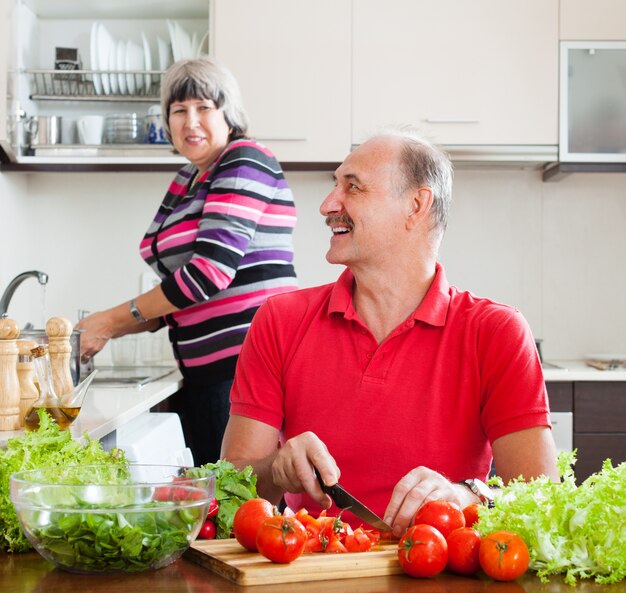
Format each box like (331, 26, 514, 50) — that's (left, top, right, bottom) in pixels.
(0, 270, 49, 316)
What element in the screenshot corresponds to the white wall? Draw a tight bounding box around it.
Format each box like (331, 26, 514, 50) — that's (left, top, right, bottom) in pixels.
(1, 167, 625, 361)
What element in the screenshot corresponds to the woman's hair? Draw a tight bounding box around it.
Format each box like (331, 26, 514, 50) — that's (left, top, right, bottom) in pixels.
(160, 56, 249, 143)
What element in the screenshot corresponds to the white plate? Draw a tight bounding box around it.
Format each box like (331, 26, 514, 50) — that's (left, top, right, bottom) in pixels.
(90, 22, 102, 95)
(109, 39, 119, 94)
(97, 23, 113, 95)
(175, 21, 192, 59)
(167, 20, 180, 62)
(117, 39, 127, 94)
(126, 40, 144, 94)
(157, 36, 171, 71)
(142, 33, 152, 91)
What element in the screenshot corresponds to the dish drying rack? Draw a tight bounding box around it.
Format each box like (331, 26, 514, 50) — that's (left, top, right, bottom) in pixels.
(26, 69, 164, 102)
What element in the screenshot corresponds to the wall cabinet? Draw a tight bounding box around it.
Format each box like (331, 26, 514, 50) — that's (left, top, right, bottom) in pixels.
(1, 0, 208, 167)
(211, 0, 351, 163)
(352, 0, 559, 147)
(560, 0, 626, 40)
(546, 381, 626, 483)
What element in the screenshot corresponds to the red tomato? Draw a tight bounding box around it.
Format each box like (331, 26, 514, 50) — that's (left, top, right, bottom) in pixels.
(479, 531, 530, 581)
(325, 537, 348, 553)
(344, 527, 373, 553)
(256, 516, 307, 563)
(446, 527, 482, 575)
(232, 498, 275, 552)
(206, 497, 219, 519)
(412, 499, 466, 539)
(462, 503, 481, 528)
(398, 524, 448, 578)
(198, 519, 216, 540)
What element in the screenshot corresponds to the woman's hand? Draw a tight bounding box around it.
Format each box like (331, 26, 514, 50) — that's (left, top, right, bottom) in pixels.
(271, 431, 339, 508)
(75, 311, 117, 360)
(383, 467, 476, 537)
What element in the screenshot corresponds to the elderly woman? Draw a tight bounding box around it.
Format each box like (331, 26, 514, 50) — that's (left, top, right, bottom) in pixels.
(77, 57, 298, 464)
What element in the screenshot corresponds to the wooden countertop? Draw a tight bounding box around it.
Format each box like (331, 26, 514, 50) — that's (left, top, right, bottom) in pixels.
(1, 551, 624, 593)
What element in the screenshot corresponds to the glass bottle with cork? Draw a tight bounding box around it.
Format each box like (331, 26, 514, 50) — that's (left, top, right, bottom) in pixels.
(24, 345, 74, 430)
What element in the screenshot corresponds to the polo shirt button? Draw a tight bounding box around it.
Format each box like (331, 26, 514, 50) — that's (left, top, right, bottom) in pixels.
(367, 352, 373, 359)
(361, 329, 368, 335)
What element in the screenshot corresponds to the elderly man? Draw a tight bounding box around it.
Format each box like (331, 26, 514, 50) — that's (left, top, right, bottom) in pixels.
(221, 128, 558, 537)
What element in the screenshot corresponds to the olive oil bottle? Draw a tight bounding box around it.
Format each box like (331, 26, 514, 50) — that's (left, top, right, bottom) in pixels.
(24, 345, 73, 430)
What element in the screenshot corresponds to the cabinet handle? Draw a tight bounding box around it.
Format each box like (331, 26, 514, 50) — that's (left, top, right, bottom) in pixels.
(425, 118, 480, 124)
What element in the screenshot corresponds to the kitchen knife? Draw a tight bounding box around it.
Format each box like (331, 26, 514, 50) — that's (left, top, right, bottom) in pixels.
(314, 469, 392, 531)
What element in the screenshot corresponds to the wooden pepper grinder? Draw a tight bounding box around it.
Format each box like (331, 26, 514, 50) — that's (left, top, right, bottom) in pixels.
(17, 339, 38, 428)
(0, 317, 21, 431)
(46, 316, 74, 398)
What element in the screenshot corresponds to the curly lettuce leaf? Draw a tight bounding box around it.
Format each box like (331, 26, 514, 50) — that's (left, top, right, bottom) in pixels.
(476, 451, 626, 585)
(0, 410, 126, 552)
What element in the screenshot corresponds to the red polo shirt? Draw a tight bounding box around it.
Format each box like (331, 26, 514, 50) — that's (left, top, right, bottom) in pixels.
(230, 264, 549, 525)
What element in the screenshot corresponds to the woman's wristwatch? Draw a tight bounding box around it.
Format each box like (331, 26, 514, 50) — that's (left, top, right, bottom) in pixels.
(459, 479, 495, 507)
(130, 298, 147, 323)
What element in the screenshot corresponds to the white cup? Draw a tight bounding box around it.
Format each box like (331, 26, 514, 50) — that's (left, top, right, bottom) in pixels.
(76, 115, 104, 145)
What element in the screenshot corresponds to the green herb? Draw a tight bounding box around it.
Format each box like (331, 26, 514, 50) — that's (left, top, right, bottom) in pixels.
(476, 451, 626, 585)
(189, 459, 257, 539)
(0, 410, 126, 552)
(28, 500, 203, 572)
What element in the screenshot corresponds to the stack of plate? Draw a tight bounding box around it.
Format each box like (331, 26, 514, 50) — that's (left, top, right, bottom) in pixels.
(104, 113, 142, 144)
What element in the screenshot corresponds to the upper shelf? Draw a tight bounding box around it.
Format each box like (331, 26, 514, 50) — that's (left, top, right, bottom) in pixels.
(20, 0, 208, 20)
(26, 70, 163, 102)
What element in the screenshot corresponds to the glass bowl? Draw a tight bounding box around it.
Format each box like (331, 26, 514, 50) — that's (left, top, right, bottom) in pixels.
(10, 464, 215, 574)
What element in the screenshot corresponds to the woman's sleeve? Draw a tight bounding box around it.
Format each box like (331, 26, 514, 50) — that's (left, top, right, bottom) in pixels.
(160, 142, 288, 309)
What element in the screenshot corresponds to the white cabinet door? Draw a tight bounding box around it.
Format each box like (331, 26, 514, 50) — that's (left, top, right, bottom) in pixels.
(561, 0, 626, 40)
(212, 0, 351, 162)
(352, 0, 558, 146)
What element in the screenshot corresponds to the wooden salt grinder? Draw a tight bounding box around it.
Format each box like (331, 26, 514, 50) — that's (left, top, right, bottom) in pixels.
(46, 316, 74, 397)
(0, 318, 21, 431)
(17, 339, 38, 428)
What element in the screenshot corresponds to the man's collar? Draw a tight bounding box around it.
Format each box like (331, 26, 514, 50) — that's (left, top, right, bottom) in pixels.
(328, 263, 450, 327)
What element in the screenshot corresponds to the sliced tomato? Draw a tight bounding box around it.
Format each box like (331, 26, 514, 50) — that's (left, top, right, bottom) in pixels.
(325, 537, 348, 553)
(345, 527, 373, 552)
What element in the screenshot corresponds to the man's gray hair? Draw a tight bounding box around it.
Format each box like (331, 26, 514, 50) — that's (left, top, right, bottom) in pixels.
(380, 126, 453, 237)
(160, 56, 249, 144)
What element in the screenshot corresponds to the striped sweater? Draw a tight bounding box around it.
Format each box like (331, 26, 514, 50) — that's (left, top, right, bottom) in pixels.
(140, 139, 298, 382)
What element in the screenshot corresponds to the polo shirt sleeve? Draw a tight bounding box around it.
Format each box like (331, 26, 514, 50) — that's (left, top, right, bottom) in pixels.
(230, 298, 286, 429)
(478, 307, 551, 443)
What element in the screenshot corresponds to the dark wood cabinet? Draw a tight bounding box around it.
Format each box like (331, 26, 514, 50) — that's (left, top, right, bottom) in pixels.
(546, 380, 626, 483)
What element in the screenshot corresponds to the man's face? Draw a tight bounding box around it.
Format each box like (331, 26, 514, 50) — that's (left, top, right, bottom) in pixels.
(320, 137, 411, 269)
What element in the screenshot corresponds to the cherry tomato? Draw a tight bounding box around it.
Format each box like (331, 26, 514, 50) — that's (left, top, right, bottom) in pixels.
(446, 527, 482, 575)
(398, 524, 448, 578)
(462, 503, 481, 528)
(256, 516, 307, 563)
(206, 497, 219, 519)
(198, 519, 216, 540)
(479, 531, 530, 581)
(232, 498, 275, 552)
(412, 499, 466, 539)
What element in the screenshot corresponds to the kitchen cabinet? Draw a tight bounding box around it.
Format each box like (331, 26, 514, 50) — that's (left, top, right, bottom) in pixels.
(560, 0, 626, 40)
(352, 0, 559, 148)
(547, 380, 626, 483)
(210, 0, 351, 164)
(574, 381, 626, 483)
(1, 0, 208, 167)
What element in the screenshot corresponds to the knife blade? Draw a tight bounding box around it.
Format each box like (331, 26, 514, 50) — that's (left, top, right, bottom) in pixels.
(314, 469, 392, 531)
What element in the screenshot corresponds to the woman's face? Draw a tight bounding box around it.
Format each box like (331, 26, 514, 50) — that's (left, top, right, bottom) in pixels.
(168, 97, 231, 172)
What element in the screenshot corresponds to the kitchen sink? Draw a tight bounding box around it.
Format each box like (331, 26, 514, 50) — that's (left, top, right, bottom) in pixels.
(92, 365, 177, 387)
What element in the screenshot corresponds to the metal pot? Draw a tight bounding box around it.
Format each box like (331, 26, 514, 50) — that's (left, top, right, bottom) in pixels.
(25, 116, 63, 146)
(19, 329, 81, 386)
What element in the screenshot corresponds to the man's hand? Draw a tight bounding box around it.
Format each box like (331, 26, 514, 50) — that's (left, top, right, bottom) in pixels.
(271, 431, 340, 508)
(383, 467, 478, 537)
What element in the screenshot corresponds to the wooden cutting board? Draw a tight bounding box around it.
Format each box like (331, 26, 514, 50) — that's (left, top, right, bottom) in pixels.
(185, 539, 402, 586)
